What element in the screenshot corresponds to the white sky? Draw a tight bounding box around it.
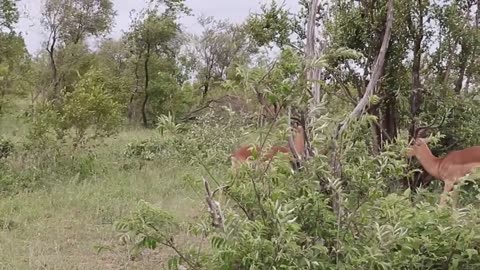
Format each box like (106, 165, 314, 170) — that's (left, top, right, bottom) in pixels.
(15, 0, 300, 54)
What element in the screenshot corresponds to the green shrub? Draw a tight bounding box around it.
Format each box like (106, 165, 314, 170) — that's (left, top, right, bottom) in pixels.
(114, 115, 480, 269)
(123, 139, 175, 161)
(115, 200, 182, 258)
(0, 137, 14, 159)
(61, 69, 123, 144)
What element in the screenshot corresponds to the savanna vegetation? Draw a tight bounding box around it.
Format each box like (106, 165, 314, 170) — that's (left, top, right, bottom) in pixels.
(2, 0, 480, 268)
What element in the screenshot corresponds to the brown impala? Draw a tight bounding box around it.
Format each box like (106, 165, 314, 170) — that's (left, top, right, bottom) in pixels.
(230, 124, 306, 171)
(407, 120, 480, 206)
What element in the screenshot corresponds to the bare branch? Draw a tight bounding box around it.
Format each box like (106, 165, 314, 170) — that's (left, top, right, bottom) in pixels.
(334, 0, 395, 140)
(203, 177, 225, 231)
(331, 0, 395, 175)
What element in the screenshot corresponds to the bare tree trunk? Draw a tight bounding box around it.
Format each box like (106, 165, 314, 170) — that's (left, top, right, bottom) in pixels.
(201, 58, 215, 103)
(465, 0, 480, 93)
(46, 33, 59, 100)
(408, 0, 424, 140)
(306, 0, 321, 104)
(302, 0, 322, 161)
(202, 82, 209, 102)
(141, 44, 151, 127)
(442, 38, 456, 90)
(382, 94, 397, 141)
(128, 54, 142, 120)
(370, 105, 381, 155)
(334, 0, 394, 140)
(332, 0, 395, 173)
(454, 42, 469, 94)
(0, 85, 6, 114)
(454, 0, 476, 94)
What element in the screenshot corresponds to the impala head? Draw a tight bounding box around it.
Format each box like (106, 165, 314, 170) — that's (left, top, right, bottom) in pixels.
(407, 124, 433, 157)
(407, 136, 432, 157)
(407, 108, 451, 158)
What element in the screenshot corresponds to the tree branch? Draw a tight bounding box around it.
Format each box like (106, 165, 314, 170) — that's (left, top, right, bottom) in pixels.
(334, 0, 395, 140)
(331, 0, 395, 174)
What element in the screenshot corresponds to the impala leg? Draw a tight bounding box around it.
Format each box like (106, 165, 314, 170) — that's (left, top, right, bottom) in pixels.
(451, 184, 459, 209)
(231, 158, 241, 176)
(440, 181, 454, 207)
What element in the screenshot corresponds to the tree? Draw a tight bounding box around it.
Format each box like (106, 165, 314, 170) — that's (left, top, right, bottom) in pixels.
(190, 16, 257, 101)
(41, 0, 116, 98)
(0, 0, 18, 32)
(95, 38, 134, 109)
(244, 0, 327, 159)
(61, 68, 122, 144)
(31, 68, 122, 146)
(126, 0, 189, 127)
(246, 1, 299, 50)
(0, 0, 28, 114)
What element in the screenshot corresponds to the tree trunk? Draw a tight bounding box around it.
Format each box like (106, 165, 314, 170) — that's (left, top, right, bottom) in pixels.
(454, 42, 469, 94)
(369, 105, 381, 154)
(202, 82, 209, 102)
(442, 38, 456, 90)
(46, 33, 59, 100)
(409, 0, 424, 140)
(141, 45, 151, 127)
(334, 0, 394, 140)
(0, 85, 5, 114)
(201, 58, 215, 103)
(333, 0, 394, 174)
(382, 93, 397, 142)
(303, 0, 321, 161)
(465, 0, 480, 93)
(128, 54, 142, 120)
(305, 0, 321, 104)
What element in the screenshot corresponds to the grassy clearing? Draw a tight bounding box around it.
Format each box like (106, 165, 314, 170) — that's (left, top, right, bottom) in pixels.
(0, 110, 207, 269)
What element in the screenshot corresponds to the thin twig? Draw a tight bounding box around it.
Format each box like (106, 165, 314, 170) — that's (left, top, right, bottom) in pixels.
(203, 177, 225, 230)
(194, 155, 253, 220)
(250, 106, 284, 222)
(179, 96, 226, 122)
(443, 233, 461, 270)
(147, 224, 199, 270)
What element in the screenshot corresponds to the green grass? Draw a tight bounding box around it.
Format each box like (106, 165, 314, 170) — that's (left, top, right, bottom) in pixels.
(0, 108, 207, 269)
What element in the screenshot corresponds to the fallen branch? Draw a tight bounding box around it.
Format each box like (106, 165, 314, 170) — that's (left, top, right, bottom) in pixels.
(203, 177, 225, 231)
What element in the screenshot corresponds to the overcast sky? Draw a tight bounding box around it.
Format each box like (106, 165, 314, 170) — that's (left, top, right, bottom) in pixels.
(15, 0, 299, 54)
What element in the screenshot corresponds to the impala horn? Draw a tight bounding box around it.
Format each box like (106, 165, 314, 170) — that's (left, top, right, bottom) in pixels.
(413, 108, 451, 141)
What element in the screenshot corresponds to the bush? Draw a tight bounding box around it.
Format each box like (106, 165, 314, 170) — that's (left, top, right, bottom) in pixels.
(61, 68, 122, 144)
(114, 115, 480, 269)
(111, 45, 480, 269)
(115, 200, 183, 260)
(124, 139, 172, 161)
(0, 137, 14, 159)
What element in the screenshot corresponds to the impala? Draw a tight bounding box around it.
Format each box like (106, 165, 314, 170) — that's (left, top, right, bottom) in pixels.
(407, 126, 480, 206)
(230, 124, 306, 171)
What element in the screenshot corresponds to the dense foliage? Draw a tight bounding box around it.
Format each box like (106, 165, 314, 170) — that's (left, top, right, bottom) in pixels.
(2, 0, 480, 268)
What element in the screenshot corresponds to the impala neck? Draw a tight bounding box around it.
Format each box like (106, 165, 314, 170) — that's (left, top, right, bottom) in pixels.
(293, 127, 305, 158)
(414, 144, 441, 179)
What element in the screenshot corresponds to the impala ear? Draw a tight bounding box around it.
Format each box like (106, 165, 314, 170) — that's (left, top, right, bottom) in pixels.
(421, 137, 432, 144)
(415, 127, 429, 138)
(408, 137, 415, 145)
